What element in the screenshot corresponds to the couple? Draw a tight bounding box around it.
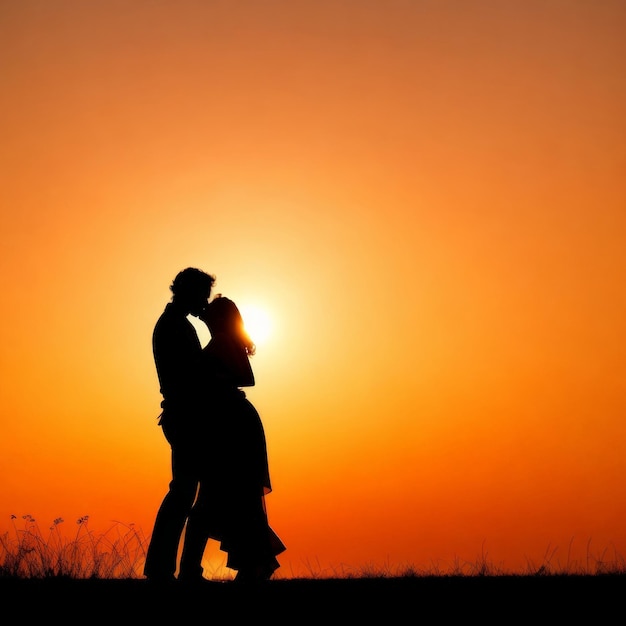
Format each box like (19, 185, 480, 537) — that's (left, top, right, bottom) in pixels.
(144, 267, 286, 583)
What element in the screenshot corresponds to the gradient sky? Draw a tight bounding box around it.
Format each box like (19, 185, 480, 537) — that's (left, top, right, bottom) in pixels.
(2, 1, 625, 578)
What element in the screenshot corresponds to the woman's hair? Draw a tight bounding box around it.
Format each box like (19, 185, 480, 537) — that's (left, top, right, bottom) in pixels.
(170, 267, 216, 299)
(207, 295, 256, 356)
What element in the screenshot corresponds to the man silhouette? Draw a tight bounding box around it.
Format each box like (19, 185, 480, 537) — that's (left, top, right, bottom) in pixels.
(143, 267, 216, 582)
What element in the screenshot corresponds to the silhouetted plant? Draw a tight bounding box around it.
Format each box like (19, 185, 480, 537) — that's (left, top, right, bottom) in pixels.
(0, 514, 148, 579)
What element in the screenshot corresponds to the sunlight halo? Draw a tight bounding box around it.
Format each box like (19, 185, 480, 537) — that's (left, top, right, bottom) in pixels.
(239, 303, 272, 347)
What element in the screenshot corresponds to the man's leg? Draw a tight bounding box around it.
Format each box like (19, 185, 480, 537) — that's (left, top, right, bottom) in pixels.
(178, 482, 215, 581)
(144, 447, 198, 581)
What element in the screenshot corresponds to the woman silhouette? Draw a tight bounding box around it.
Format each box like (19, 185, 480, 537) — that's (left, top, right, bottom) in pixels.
(179, 295, 286, 582)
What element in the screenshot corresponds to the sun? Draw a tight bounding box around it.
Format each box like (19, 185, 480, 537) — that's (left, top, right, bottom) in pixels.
(239, 304, 272, 347)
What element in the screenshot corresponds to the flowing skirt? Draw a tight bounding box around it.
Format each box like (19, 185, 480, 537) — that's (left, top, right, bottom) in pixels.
(202, 390, 286, 576)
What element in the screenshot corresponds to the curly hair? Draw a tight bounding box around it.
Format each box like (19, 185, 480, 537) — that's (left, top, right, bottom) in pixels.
(170, 267, 216, 299)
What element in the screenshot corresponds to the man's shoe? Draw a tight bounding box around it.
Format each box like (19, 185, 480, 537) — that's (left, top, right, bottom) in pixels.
(145, 573, 177, 584)
(178, 573, 210, 584)
(143, 571, 176, 585)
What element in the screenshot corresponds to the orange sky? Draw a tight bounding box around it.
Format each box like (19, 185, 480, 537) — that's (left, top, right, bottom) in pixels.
(1, 1, 625, 578)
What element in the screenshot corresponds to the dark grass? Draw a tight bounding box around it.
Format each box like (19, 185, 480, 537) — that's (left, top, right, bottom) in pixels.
(2, 515, 624, 622)
(1, 574, 623, 622)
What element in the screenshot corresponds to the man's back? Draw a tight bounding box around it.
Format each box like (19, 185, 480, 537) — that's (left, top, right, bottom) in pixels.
(153, 302, 205, 412)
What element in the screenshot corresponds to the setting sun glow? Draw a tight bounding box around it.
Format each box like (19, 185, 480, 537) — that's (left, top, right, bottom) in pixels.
(240, 304, 273, 348)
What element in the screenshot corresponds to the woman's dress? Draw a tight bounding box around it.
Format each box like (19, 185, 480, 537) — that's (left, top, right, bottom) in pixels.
(202, 332, 286, 577)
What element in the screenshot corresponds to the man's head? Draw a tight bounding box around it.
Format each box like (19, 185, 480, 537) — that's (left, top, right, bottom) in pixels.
(170, 267, 216, 316)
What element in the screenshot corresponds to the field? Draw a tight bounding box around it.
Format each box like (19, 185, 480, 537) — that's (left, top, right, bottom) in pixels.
(1, 516, 623, 623)
(1, 574, 623, 623)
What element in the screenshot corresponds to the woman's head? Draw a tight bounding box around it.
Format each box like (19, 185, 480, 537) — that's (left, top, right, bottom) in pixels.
(207, 295, 256, 355)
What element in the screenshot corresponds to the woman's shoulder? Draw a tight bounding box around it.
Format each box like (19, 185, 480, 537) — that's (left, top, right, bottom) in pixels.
(205, 333, 255, 387)
(206, 332, 238, 354)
